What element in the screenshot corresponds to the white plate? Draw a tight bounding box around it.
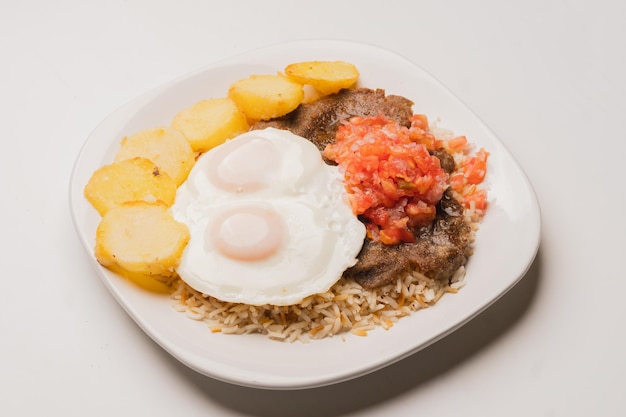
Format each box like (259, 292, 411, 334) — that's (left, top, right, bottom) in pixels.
(69, 40, 541, 390)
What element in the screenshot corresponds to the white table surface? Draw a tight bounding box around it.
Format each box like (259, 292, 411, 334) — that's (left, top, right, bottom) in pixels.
(2, 1, 624, 415)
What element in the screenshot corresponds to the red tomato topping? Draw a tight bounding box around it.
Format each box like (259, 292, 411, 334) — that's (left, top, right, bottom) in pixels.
(324, 115, 449, 245)
(464, 148, 489, 185)
(447, 135, 468, 152)
(449, 148, 490, 212)
(408, 114, 437, 150)
(464, 189, 488, 211)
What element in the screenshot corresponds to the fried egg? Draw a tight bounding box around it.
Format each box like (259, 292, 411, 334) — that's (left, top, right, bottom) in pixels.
(171, 128, 366, 306)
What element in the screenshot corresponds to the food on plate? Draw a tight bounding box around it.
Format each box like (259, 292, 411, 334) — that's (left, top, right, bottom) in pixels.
(95, 201, 190, 293)
(83, 59, 490, 342)
(254, 88, 488, 292)
(171, 128, 366, 306)
(171, 98, 249, 153)
(114, 127, 196, 186)
(173, 88, 488, 341)
(284, 60, 359, 95)
(84, 157, 177, 216)
(228, 74, 304, 120)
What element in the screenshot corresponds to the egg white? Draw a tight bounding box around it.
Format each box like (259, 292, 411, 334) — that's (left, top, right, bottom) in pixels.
(171, 128, 366, 306)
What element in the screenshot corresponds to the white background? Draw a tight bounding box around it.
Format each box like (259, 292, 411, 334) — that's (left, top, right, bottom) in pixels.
(1, 1, 624, 416)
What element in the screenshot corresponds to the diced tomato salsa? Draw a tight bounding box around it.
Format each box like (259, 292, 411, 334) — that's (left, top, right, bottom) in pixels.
(464, 148, 489, 185)
(324, 114, 489, 245)
(450, 148, 490, 210)
(323, 115, 449, 245)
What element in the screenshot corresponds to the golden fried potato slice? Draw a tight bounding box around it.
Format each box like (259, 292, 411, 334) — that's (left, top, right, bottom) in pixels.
(84, 157, 177, 216)
(171, 98, 249, 153)
(285, 61, 359, 95)
(95, 201, 190, 293)
(114, 127, 195, 186)
(228, 74, 304, 121)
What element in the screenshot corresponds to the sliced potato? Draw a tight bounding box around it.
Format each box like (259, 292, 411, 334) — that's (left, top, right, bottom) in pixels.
(285, 61, 359, 95)
(228, 74, 304, 121)
(84, 157, 177, 216)
(114, 126, 195, 186)
(95, 201, 190, 293)
(171, 98, 249, 153)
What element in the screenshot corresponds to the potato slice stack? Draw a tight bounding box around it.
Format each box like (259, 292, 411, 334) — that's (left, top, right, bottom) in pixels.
(84, 127, 194, 293)
(84, 60, 360, 293)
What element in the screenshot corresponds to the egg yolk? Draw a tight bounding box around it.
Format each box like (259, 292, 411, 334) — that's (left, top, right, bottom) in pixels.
(210, 205, 285, 262)
(206, 136, 279, 193)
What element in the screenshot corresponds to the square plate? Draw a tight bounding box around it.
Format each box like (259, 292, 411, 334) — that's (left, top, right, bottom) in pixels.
(69, 40, 541, 389)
